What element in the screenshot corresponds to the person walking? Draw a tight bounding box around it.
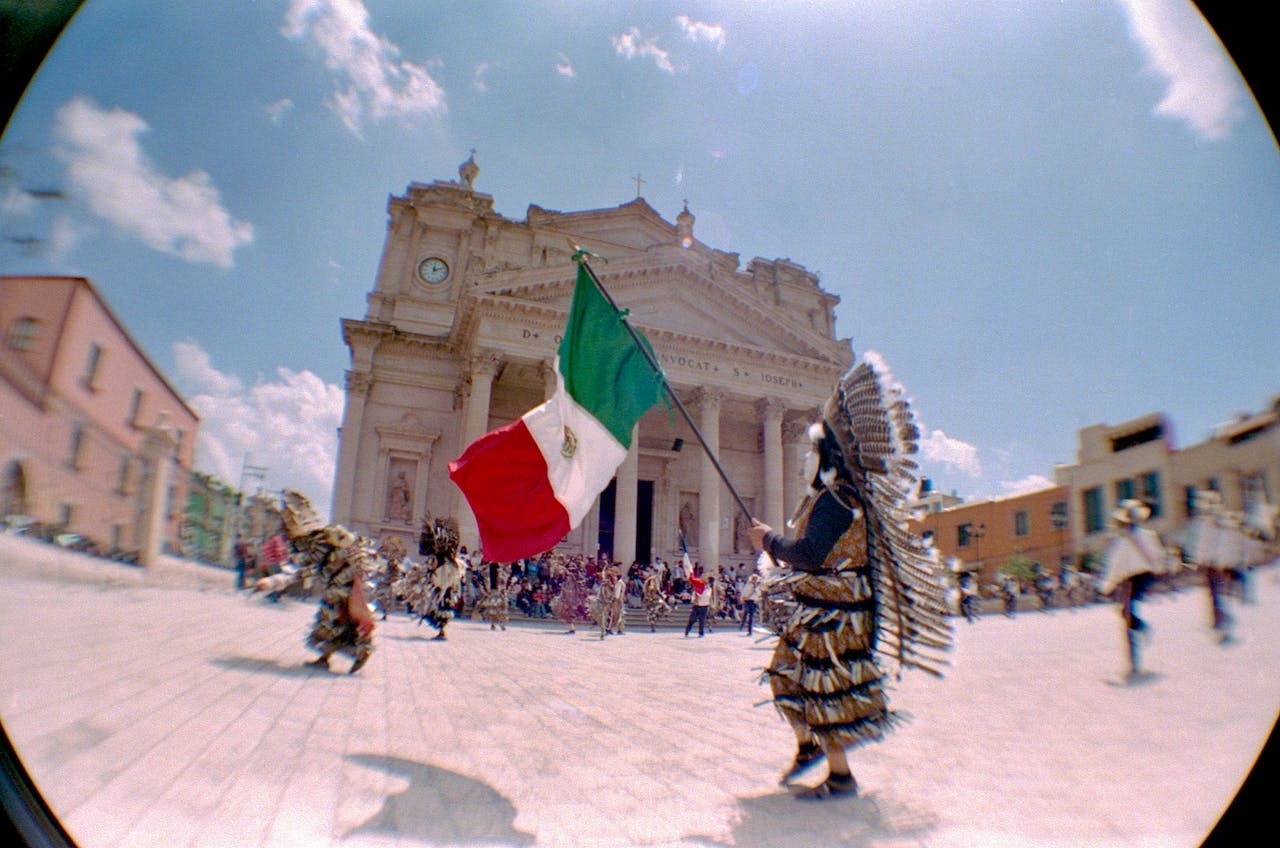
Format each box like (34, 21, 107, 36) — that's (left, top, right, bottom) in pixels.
(739, 571, 761, 634)
(959, 572, 980, 623)
(1100, 498, 1170, 681)
(1188, 490, 1240, 644)
(683, 566, 711, 637)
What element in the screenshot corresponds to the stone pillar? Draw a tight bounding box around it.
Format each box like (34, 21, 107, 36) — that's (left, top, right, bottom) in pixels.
(137, 426, 177, 568)
(455, 352, 501, 554)
(540, 359, 558, 401)
(759, 397, 786, 531)
(614, 425, 639, 565)
(696, 388, 722, 571)
(782, 418, 810, 524)
(332, 371, 371, 525)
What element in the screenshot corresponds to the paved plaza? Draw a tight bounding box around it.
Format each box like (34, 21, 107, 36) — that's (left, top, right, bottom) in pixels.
(1, 534, 1276, 848)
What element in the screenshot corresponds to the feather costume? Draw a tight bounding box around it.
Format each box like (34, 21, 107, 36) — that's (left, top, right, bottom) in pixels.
(274, 490, 376, 673)
(641, 570, 670, 631)
(477, 562, 512, 630)
(549, 558, 589, 629)
(761, 358, 951, 751)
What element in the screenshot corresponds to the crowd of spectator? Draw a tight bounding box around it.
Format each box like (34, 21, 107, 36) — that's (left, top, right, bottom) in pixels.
(233, 529, 777, 630)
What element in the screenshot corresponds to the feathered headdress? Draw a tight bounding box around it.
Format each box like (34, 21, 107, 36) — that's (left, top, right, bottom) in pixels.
(281, 489, 326, 540)
(818, 356, 952, 679)
(432, 517, 461, 560)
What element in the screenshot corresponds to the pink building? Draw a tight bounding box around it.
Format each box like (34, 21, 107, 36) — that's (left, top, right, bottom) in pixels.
(0, 276, 199, 559)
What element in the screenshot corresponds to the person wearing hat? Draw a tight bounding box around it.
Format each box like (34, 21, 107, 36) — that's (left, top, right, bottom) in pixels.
(749, 358, 951, 799)
(1100, 498, 1169, 680)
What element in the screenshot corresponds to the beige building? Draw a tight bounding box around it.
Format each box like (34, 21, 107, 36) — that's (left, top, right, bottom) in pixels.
(1054, 400, 1280, 556)
(333, 156, 853, 567)
(0, 276, 198, 563)
(911, 485, 1071, 587)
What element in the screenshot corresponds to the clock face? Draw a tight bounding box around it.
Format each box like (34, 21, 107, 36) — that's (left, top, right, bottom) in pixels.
(417, 256, 449, 284)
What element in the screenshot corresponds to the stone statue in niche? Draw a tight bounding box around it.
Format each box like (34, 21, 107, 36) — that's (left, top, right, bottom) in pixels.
(678, 497, 698, 545)
(388, 471, 412, 523)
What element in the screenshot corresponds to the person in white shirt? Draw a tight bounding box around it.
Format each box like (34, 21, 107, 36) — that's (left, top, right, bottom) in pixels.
(1100, 498, 1170, 680)
(739, 572, 762, 634)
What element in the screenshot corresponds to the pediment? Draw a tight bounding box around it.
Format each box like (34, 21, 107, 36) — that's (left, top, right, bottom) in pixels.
(469, 260, 842, 363)
(526, 198, 676, 254)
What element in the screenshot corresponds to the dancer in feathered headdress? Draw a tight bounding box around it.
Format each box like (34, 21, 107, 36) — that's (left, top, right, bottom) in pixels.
(395, 516, 467, 640)
(749, 355, 952, 799)
(372, 536, 407, 620)
(256, 490, 376, 674)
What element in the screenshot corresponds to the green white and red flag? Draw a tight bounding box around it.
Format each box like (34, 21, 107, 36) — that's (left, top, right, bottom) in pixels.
(448, 261, 665, 562)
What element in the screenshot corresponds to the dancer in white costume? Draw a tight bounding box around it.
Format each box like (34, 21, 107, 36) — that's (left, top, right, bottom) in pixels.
(1099, 499, 1171, 679)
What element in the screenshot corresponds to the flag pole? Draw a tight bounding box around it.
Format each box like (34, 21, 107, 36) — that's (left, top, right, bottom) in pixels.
(574, 251, 757, 526)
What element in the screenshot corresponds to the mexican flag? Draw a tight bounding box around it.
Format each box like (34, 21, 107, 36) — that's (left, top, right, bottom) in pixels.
(448, 262, 665, 562)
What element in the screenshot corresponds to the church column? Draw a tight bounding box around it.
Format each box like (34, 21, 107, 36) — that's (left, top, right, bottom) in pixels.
(332, 371, 371, 525)
(696, 388, 723, 572)
(782, 418, 811, 522)
(758, 397, 786, 531)
(540, 359, 558, 401)
(614, 424, 639, 565)
(455, 352, 501, 554)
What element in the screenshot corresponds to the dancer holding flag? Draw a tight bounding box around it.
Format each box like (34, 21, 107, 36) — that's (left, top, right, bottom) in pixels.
(748, 357, 952, 799)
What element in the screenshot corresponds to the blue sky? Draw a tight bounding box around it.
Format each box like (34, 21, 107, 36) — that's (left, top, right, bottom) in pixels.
(2, 1, 1276, 518)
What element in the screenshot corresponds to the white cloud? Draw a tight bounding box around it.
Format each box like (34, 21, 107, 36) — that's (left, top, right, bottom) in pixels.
(1117, 0, 1245, 140)
(611, 27, 676, 74)
(44, 215, 85, 265)
(1, 185, 36, 215)
(282, 0, 446, 137)
(920, 428, 983, 478)
(264, 97, 295, 125)
(472, 63, 489, 93)
(674, 15, 726, 51)
(555, 53, 575, 78)
(173, 340, 344, 518)
(996, 474, 1056, 498)
(52, 97, 253, 269)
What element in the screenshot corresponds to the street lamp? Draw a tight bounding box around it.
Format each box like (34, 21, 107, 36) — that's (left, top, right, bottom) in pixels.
(972, 522, 985, 578)
(1051, 501, 1068, 572)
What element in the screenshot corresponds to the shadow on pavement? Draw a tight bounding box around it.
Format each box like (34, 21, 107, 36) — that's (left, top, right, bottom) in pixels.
(688, 788, 938, 848)
(345, 753, 536, 846)
(209, 655, 336, 677)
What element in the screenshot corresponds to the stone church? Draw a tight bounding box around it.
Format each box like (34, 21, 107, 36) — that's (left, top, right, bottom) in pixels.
(332, 154, 853, 569)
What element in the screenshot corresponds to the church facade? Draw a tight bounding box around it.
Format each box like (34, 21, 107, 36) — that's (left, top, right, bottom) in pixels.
(332, 156, 853, 570)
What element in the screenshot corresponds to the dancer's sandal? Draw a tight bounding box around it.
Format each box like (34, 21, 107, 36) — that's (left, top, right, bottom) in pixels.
(778, 743, 825, 785)
(794, 773, 858, 800)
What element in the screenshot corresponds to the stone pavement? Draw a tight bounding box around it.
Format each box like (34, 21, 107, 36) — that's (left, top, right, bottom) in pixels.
(1, 534, 1276, 848)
